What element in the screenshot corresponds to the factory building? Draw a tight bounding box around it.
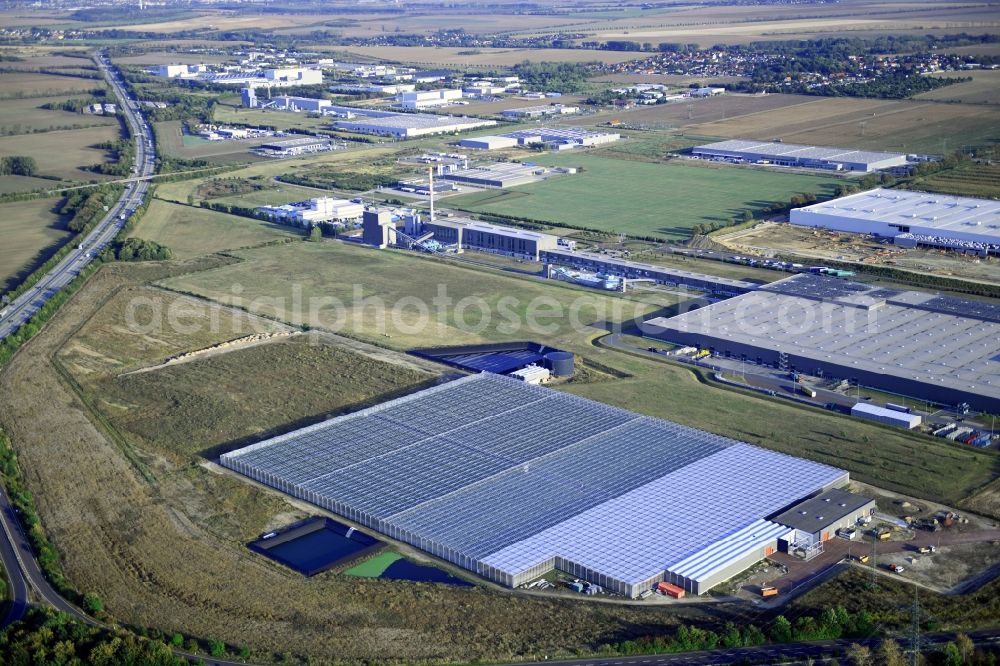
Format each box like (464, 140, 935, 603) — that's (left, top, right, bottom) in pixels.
(772, 488, 876, 547)
(458, 135, 520, 151)
(851, 403, 922, 429)
(242, 89, 331, 112)
(333, 113, 496, 138)
(501, 104, 580, 119)
(396, 88, 463, 110)
(263, 67, 323, 86)
(222, 373, 850, 597)
(422, 218, 560, 260)
(254, 136, 332, 157)
(540, 249, 758, 296)
(361, 209, 397, 248)
(441, 162, 553, 188)
(692, 139, 908, 172)
(791, 188, 1000, 255)
(645, 273, 1000, 414)
(153, 63, 207, 78)
(331, 83, 415, 95)
(257, 197, 363, 226)
(502, 127, 620, 149)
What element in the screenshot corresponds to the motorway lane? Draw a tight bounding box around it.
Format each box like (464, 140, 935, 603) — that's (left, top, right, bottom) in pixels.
(0, 50, 155, 341)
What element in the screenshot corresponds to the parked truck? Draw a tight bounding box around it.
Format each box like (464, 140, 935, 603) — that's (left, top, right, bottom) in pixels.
(918, 545, 937, 554)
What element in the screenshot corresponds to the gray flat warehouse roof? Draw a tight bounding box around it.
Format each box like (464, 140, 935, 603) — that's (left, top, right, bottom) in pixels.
(772, 488, 874, 532)
(647, 274, 1000, 412)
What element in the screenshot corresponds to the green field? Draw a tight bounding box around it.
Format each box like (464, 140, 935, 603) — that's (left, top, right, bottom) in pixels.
(159, 240, 676, 352)
(0, 95, 117, 134)
(133, 199, 301, 259)
(0, 125, 121, 182)
(447, 155, 843, 240)
(80, 336, 435, 459)
(344, 552, 403, 577)
(912, 162, 1000, 199)
(0, 197, 70, 293)
(0, 174, 60, 194)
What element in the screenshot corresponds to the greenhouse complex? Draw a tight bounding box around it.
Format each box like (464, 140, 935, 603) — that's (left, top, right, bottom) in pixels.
(222, 373, 848, 596)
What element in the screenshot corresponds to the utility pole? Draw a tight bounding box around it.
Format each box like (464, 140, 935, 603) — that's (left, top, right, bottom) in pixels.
(870, 538, 877, 590)
(909, 582, 921, 666)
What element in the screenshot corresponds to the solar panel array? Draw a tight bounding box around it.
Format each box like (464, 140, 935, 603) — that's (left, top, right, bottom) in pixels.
(223, 373, 846, 594)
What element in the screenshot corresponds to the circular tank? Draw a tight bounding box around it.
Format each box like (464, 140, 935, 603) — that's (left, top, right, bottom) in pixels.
(544, 351, 575, 377)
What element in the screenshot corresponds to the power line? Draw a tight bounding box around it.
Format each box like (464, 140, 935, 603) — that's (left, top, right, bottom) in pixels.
(909, 582, 921, 666)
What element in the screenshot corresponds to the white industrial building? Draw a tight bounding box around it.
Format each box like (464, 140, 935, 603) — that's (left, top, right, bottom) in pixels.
(503, 128, 620, 149)
(693, 140, 908, 172)
(257, 197, 363, 225)
(501, 104, 580, 119)
(509, 365, 550, 385)
(332, 83, 415, 95)
(333, 113, 496, 138)
(851, 403, 922, 429)
(458, 135, 520, 151)
(791, 188, 1000, 254)
(242, 89, 331, 112)
(396, 89, 463, 110)
(263, 67, 323, 86)
(153, 63, 208, 78)
(161, 66, 322, 88)
(253, 137, 332, 157)
(690, 87, 725, 97)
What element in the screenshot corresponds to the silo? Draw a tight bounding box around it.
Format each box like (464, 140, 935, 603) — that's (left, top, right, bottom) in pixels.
(544, 351, 574, 377)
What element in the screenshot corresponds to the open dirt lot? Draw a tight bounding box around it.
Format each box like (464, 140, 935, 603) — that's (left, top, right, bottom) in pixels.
(0, 196, 70, 293)
(678, 97, 1000, 154)
(132, 200, 301, 260)
(719, 222, 1000, 287)
(0, 125, 121, 181)
(566, 93, 819, 131)
(882, 542, 1000, 593)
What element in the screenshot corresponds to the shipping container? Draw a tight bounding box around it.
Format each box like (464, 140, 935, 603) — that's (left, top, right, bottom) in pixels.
(947, 427, 973, 441)
(656, 582, 685, 599)
(760, 586, 778, 597)
(885, 403, 911, 414)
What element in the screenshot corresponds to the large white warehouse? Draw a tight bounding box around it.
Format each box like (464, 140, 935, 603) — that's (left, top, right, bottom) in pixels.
(693, 139, 907, 172)
(791, 188, 1000, 254)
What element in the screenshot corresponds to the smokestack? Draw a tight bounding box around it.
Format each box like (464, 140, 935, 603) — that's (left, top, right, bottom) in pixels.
(428, 166, 435, 223)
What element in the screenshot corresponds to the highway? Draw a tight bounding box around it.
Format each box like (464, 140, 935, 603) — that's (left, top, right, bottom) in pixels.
(0, 50, 155, 341)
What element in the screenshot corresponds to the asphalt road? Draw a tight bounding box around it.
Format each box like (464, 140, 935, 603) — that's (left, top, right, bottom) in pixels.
(0, 50, 155, 342)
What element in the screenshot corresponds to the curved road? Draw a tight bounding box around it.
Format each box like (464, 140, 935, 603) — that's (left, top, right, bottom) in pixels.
(0, 50, 155, 341)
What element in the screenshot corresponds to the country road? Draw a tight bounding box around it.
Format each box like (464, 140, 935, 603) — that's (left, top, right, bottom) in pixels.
(0, 50, 155, 342)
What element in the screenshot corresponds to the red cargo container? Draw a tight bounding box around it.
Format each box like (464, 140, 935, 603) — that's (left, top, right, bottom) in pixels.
(656, 582, 685, 599)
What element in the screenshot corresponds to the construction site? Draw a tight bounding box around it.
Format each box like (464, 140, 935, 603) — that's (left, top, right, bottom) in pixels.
(716, 222, 1000, 287)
